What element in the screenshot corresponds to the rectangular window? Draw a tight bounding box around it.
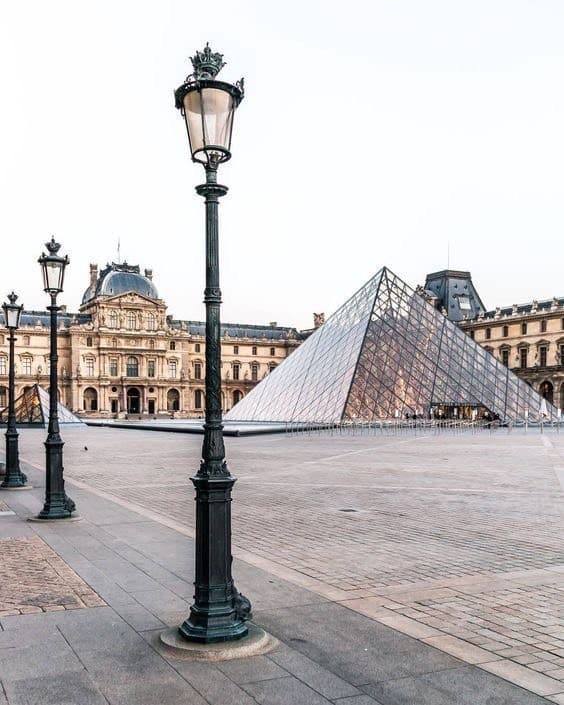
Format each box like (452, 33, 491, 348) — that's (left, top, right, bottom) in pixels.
(23, 358, 32, 375)
(541, 319, 547, 333)
(0, 357, 6, 375)
(501, 349, 509, 367)
(469, 330, 475, 340)
(521, 322, 527, 335)
(233, 363, 240, 381)
(502, 325, 508, 337)
(233, 345, 239, 354)
(251, 364, 258, 381)
(86, 358, 95, 376)
(109, 358, 118, 376)
(252, 346, 257, 355)
(270, 347, 275, 356)
(520, 348, 528, 369)
(539, 346, 547, 367)
(194, 362, 202, 380)
(560, 344, 564, 366)
(195, 343, 201, 353)
(147, 360, 155, 378)
(168, 360, 177, 378)
(485, 328, 491, 340)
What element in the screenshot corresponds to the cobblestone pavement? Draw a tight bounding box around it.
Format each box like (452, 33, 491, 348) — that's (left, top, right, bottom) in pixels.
(0, 535, 105, 615)
(17, 425, 564, 701)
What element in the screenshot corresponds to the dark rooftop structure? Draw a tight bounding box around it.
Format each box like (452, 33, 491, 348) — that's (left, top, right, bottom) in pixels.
(81, 262, 159, 305)
(424, 269, 486, 323)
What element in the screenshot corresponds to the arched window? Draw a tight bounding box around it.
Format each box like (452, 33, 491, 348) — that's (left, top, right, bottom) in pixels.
(168, 360, 177, 378)
(560, 382, 564, 411)
(268, 362, 277, 372)
(149, 339, 155, 349)
(167, 388, 180, 411)
(194, 362, 202, 379)
(0, 356, 6, 376)
(233, 390, 243, 405)
(86, 336, 93, 347)
(108, 311, 118, 328)
(0, 386, 7, 407)
(126, 356, 139, 377)
(251, 362, 259, 381)
(170, 341, 176, 351)
(194, 389, 203, 409)
(83, 387, 98, 411)
(540, 380, 554, 404)
(111, 337, 118, 348)
(126, 311, 137, 330)
(147, 313, 156, 330)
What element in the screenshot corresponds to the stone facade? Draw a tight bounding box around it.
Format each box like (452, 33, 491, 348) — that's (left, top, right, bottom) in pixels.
(459, 300, 564, 411)
(0, 262, 302, 418)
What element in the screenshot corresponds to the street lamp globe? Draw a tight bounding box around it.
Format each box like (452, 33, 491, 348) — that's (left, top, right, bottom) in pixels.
(175, 43, 244, 165)
(38, 237, 69, 295)
(2, 293, 23, 330)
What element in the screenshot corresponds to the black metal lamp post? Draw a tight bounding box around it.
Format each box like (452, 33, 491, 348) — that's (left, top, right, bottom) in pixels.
(36, 238, 76, 520)
(174, 45, 250, 643)
(1, 293, 28, 489)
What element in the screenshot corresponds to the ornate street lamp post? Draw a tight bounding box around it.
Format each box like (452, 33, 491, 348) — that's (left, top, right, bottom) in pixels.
(174, 45, 250, 642)
(1, 293, 28, 489)
(36, 238, 76, 520)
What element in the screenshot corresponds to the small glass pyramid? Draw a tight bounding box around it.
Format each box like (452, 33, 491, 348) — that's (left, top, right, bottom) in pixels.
(0, 384, 83, 426)
(226, 267, 557, 423)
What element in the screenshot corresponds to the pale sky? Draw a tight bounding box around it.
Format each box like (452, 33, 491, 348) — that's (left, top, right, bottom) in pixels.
(1, 1, 563, 330)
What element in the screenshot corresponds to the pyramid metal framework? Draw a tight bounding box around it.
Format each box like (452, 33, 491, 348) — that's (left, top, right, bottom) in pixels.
(0, 385, 83, 427)
(226, 267, 558, 424)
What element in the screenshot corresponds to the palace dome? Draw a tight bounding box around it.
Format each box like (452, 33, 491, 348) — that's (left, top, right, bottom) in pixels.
(81, 262, 159, 304)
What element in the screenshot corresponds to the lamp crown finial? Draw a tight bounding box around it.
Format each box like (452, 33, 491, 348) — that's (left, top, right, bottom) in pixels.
(7, 292, 18, 305)
(190, 43, 226, 79)
(46, 237, 61, 255)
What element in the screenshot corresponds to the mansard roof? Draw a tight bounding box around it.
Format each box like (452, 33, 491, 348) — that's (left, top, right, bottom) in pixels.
(169, 320, 303, 341)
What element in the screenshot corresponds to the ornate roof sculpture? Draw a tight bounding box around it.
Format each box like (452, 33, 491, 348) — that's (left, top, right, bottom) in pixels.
(81, 262, 159, 305)
(226, 267, 558, 424)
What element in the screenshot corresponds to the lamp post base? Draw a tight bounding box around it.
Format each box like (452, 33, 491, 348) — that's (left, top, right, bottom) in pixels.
(0, 485, 33, 491)
(160, 623, 277, 661)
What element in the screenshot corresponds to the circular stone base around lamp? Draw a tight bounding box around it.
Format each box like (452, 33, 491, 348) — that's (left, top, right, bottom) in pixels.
(159, 623, 278, 662)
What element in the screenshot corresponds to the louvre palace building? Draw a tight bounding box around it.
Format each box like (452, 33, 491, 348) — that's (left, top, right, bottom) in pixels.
(1, 263, 563, 420)
(0, 262, 303, 418)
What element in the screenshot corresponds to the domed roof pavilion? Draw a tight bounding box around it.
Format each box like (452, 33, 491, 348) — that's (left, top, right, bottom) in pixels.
(81, 262, 159, 305)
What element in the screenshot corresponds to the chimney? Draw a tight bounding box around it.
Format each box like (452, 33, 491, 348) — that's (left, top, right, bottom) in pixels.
(145, 268, 153, 281)
(89, 263, 98, 287)
(269, 321, 277, 328)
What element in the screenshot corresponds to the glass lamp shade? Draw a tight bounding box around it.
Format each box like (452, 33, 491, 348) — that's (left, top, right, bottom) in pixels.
(176, 80, 243, 165)
(38, 240, 69, 295)
(2, 294, 23, 329)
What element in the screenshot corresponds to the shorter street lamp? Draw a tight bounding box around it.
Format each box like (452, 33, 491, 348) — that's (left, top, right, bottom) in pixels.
(1, 293, 28, 489)
(36, 238, 75, 520)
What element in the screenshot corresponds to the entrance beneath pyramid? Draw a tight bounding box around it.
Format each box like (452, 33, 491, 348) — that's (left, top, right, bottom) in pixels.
(431, 404, 493, 421)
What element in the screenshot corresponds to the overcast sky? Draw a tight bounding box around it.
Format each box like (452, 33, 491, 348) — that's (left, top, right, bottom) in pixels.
(1, 1, 563, 330)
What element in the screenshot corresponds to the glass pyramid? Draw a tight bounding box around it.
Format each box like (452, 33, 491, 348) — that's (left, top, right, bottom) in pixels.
(226, 267, 557, 423)
(0, 384, 84, 426)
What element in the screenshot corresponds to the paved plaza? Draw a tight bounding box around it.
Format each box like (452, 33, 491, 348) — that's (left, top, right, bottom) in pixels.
(0, 425, 561, 703)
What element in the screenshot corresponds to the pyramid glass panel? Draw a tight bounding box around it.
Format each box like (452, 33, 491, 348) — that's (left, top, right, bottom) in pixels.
(0, 385, 84, 426)
(226, 267, 558, 424)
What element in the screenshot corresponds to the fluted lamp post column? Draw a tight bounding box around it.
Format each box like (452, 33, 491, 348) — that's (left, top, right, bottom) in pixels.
(36, 238, 76, 520)
(1, 293, 29, 489)
(173, 45, 250, 643)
